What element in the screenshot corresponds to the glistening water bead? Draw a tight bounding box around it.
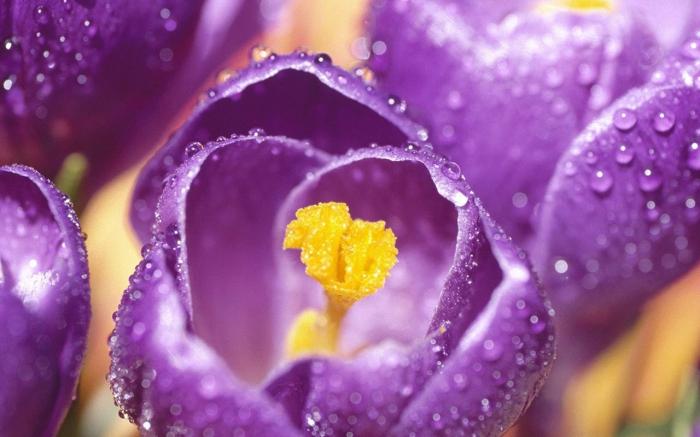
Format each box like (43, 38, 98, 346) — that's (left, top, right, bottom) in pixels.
(615, 144, 634, 165)
(652, 111, 676, 133)
(612, 108, 637, 131)
(590, 169, 613, 194)
(688, 142, 700, 171)
(638, 167, 663, 192)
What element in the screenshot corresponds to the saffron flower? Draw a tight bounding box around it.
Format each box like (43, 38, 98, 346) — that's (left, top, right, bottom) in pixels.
(110, 53, 555, 436)
(0, 0, 283, 195)
(368, 0, 700, 365)
(0, 165, 90, 436)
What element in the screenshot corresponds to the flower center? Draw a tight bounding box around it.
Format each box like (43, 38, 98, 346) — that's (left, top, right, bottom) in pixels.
(283, 202, 398, 358)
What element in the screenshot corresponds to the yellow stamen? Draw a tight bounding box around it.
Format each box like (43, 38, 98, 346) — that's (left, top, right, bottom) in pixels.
(283, 202, 398, 358)
(562, 0, 611, 9)
(537, 0, 611, 12)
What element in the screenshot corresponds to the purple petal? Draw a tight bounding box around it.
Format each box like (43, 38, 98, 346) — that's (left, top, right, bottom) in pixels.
(533, 40, 700, 355)
(265, 145, 555, 436)
(368, 0, 658, 244)
(0, 0, 278, 194)
(111, 136, 330, 436)
(131, 52, 426, 242)
(621, 0, 700, 50)
(108, 247, 303, 436)
(0, 165, 89, 436)
(155, 135, 329, 384)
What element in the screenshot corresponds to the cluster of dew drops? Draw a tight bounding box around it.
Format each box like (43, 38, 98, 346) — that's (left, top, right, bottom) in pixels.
(1, 2, 180, 119)
(189, 45, 473, 206)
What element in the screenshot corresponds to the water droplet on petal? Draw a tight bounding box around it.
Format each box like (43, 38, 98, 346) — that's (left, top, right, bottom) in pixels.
(248, 127, 266, 137)
(387, 94, 406, 113)
(688, 142, 700, 170)
(613, 108, 637, 131)
(314, 53, 331, 64)
(682, 40, 700, 59)
(590, 169, 613, 194)
(653, 111, 675, 133)
(184, 142, 204, 158)
(638, 167, 663, 192)
(441, 161, 462, 180)
(615, 144, 635, 165)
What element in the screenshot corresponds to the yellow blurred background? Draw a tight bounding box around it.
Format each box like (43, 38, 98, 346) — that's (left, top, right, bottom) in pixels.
(71, 0, 700, 436)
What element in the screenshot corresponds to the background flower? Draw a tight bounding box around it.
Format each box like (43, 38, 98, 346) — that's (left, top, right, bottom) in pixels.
(0, 0, 283, 201)
(0, 165, 90, 437)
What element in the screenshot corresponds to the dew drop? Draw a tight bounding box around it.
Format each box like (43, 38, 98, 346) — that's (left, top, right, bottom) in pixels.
(615, 144, 634, 165)
(688, 142, 700, 170)
(612, 108, 637, 131)
(387, 94, 406, 113)
(184, 142, 204, 158)
(589, 169, 613, 194)
(682, 40, 700, 59)
(314, 53, 331, 64)
(441, 161, 462, 180)
(248, 127, 266, 137)
(653, 111, 675, 133)
(638, 167, 663, 192)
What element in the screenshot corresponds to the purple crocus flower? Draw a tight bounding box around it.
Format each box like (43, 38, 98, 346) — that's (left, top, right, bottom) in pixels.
(368, 0, 700, 368)
(110, 53, 555, 436)
(0, 165, 90, 436)
(0, 0, 282, 196)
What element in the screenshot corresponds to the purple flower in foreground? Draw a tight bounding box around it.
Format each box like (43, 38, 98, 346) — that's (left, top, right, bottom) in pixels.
(0, 165, 89, 436)
(0, 0, 282, 196)
(110, 53, 555, 436)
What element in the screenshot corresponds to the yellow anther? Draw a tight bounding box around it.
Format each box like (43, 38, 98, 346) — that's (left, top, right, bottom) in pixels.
(283, 202, 398, 357)
(562, 0, 611, 9)
(537, 0, 611, 12)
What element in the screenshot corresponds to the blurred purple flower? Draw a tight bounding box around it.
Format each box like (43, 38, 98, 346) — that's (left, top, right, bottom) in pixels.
(109, 53, 555, 436)
(0, 165, 90, 436)
(366, 0, 700, 432)
(0, 0, 283, 197)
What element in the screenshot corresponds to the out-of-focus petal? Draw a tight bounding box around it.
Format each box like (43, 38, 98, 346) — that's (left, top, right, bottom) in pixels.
(0, 165, 89, 437)
(533, 44, 700, 355)
(368, 0, 657, 243)
(131, 52, 426, 242)
(621, 0, 700, 50)
(524, 32, 700, 437)
(266, 146, 555, 436)
(0, 0, 280, 195)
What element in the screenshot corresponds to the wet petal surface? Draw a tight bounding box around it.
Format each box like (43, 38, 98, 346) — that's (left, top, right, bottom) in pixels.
(0, 165, 89, 437)
(369, 0, 658, 243)
(0, 0, 278, 194)
(132, 52, 425, 241)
